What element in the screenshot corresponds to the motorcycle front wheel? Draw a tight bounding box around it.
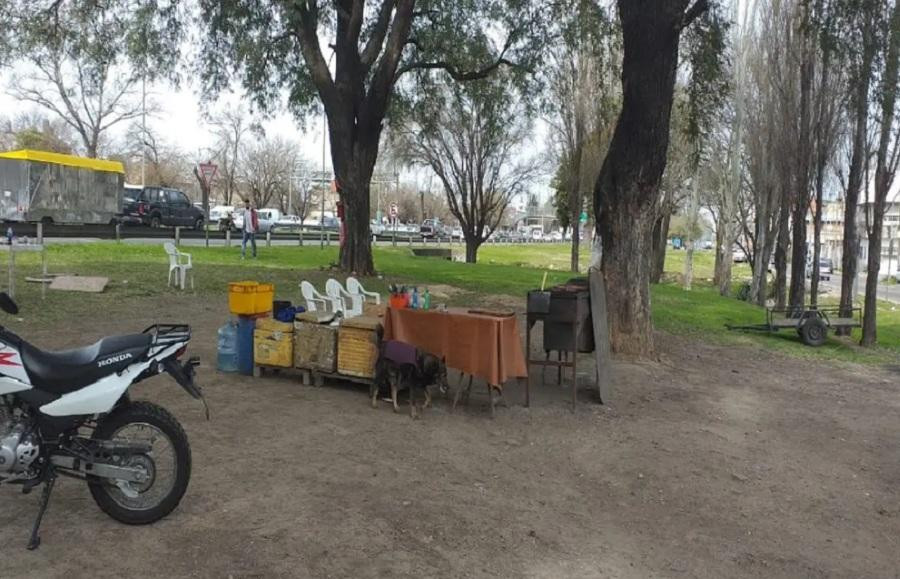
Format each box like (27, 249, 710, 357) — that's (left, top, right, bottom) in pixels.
(88, 401, 192, 525)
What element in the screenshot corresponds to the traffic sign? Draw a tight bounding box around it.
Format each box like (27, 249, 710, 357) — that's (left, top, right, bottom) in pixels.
(198, 162, 218, 187)
(390, 203, 398, 218)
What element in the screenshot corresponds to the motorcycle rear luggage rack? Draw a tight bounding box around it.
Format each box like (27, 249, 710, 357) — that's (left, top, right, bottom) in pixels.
(142, 324, 192, 346)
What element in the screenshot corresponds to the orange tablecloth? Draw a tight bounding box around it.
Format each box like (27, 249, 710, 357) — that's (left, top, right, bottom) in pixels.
(383, 307, 528, 387)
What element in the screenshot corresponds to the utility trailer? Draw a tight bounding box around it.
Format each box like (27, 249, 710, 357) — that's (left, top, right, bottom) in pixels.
(0, 150, 124, 225)
(726, 305, 862, 346)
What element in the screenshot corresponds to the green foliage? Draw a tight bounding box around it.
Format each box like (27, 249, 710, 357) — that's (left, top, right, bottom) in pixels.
(10, 1, 183, 83)
(551, 157, 573, 231)
(681, 2, 731, 168)
(199, 0, 553, 123)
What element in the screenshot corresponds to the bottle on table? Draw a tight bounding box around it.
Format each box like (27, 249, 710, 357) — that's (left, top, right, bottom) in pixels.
(423, 288, 431, 310)
(411, 287, 419, 309)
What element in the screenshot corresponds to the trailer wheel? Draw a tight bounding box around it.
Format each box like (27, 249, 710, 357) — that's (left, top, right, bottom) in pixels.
(800, 318, 827, 347)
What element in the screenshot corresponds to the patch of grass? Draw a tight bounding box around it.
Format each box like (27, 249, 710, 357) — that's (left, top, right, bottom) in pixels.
(5, 242, 897, 364)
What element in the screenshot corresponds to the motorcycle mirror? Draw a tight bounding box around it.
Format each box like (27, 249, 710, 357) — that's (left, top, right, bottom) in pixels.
(0, 292, 19, 314)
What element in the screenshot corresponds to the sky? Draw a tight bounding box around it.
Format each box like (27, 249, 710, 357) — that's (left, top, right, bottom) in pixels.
(0, 70, 553, 205)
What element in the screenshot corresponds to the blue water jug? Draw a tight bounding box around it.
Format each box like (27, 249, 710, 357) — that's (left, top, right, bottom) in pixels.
(236, 315, 257, 375)
(217, 320, 239, 373)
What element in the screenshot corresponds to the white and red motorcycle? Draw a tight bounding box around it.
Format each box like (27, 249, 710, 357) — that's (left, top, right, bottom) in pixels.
(0, 292, 204, 549)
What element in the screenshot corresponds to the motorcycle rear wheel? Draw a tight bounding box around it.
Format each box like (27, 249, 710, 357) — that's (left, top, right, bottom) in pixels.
(88, 401, 192, 525)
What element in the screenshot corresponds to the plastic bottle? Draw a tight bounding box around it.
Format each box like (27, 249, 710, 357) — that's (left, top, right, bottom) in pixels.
(5, 227, 12, 245)
(411, 287, 419, 309)
(423, 288, 431, 310)
(217, 320, 239, 373)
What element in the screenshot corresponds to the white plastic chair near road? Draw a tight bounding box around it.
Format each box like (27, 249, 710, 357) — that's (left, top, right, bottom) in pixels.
(325, 278, 363, 318)
(346, 276, 381, 306)
(163, 242, 193, 290)
(300, 281, 331, 313)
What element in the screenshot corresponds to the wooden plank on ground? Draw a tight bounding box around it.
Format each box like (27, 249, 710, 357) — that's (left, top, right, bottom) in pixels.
(589, 268, 611, 404)
(49, 276, 109, 293)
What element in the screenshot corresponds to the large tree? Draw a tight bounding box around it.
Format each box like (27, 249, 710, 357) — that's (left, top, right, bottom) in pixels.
(396, 72, 539, 263)
(862, 0, 900, 346)
(201, 1, 548, 274)
(592, 0, 722, 356)
(6, 1, 181, 158)
(544, 0, 619, 273)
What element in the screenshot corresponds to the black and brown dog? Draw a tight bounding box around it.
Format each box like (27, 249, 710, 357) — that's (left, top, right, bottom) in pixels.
(373, 341, 448, 418)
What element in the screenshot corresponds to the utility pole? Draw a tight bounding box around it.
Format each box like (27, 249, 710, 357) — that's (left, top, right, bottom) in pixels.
(140, 71, 146, 187)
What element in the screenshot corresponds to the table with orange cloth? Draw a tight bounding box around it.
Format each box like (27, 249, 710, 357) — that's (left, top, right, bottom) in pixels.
(382, 306, 528, 388)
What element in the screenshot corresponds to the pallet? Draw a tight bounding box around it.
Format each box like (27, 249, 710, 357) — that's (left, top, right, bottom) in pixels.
(252, 363, 376, 388)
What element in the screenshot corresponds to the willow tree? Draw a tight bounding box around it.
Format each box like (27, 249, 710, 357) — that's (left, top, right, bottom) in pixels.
(200, 1, 548, 274)
(593, 0, 725, 355)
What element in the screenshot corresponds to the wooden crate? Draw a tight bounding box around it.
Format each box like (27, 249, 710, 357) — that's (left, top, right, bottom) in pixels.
(256, 317, 294, 333)
(294, 320, 337, 372)
(254, 329, 293, 368)
(337, 316, 383, 379)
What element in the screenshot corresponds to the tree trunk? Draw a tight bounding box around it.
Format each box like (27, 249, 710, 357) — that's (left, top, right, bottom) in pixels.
(594, 0, 695, 356)
(861, 206, 885, 345)
(774, 201, 790, 309)
(600, 207, 656, 355)
(839, 27, 875, 335)
(570, 187, 581, 273)
(464, 238, 479, 263)
(789, 12, 815, 310)
(713, 213, 733, 296)
(862, 0, 900, 346)
(683, 179, 700, 291)
(651, 212, 670, 284)
(810, 187, 823, 306)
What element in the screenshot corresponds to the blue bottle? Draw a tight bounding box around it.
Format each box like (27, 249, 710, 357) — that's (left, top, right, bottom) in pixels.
(217, 320, 239, 373)
(411, 287, 419, 309)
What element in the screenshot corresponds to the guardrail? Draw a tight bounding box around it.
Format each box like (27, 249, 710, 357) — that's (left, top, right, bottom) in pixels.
(5, 222, 572, 246)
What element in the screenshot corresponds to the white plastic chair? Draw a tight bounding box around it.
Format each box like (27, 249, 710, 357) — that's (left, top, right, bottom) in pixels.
(163, 242, 193, 290)
(300, 281, 331, 312)
(325, 278, 362, 317)
(346, 276, 381, 305)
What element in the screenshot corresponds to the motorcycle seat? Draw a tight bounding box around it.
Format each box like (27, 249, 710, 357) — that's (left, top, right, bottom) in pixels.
(20, 334, 152, 395)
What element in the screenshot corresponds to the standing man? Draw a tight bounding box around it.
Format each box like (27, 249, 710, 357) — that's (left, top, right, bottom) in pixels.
(241, 198, 258, 259)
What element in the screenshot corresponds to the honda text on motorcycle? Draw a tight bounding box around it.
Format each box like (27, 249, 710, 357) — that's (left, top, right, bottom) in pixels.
(0, 292, 205, 549)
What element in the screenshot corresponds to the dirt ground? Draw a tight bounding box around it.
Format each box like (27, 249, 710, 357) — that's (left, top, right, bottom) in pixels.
(2, 294, 899, 578)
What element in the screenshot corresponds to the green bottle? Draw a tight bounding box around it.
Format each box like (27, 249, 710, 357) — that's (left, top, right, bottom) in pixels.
(423, 288, 431, 310)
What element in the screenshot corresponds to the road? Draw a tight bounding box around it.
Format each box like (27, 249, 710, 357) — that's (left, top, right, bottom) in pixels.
(819, 272, 900, 304)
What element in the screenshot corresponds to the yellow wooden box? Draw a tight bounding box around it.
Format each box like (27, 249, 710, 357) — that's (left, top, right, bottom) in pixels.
(256, 317, 294, 333)
(337, 317, 383, 379)
(253, 328, 293, 368)
(293, 320, 338, 372)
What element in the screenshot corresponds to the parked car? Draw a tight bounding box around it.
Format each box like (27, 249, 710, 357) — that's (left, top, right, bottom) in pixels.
(420, 218, 450, 238)
(547, 230, 563, 242)
(732, 245, 749, 263)
(119, 184, 145, 224)
(278, 214, 302, 228)
(132, 187, 205, 229)
(806, 257, 834, 281)
(451, 227, 463, 239)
